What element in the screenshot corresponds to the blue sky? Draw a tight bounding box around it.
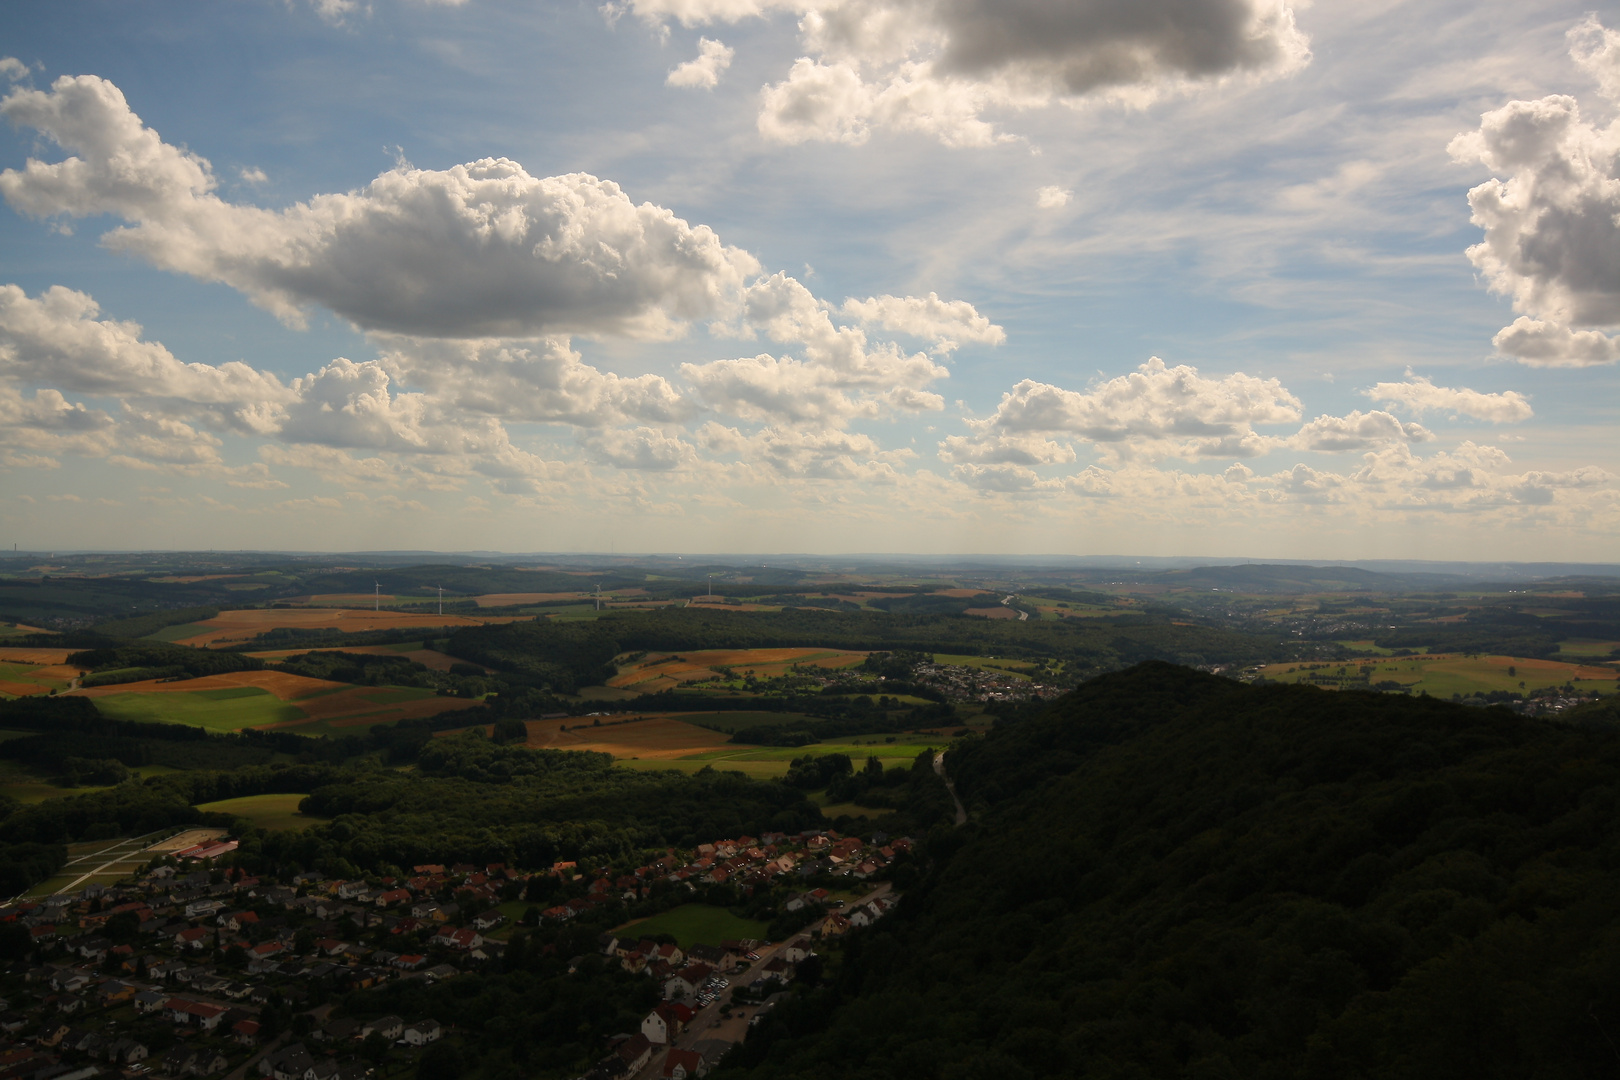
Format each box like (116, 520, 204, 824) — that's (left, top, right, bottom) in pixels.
(1, 0, 1616, 559)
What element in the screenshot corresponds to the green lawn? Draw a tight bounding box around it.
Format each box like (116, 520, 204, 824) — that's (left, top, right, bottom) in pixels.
(194, 792, 316, 830)
(615, 903, 769, 948)
(93, 687, 303, 731)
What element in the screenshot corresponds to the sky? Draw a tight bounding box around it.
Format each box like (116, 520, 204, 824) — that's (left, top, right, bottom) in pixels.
(0, 0, 1617, 561)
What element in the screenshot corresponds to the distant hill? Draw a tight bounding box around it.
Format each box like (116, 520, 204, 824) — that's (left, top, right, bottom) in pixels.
(724, 664, 1620, 1079)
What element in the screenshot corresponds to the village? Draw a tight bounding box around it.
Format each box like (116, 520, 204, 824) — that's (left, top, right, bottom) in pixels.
(0, 829, 905, 1080)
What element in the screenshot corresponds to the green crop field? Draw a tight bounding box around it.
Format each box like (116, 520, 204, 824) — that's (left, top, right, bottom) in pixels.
(195, 792, 316, 830)
(615, 903, 769, 948)
(93, 687, 303, 731)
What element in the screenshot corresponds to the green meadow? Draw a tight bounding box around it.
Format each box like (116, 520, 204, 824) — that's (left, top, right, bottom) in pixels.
(194, 792, 316, 830)
(92, 686, 303, 731)
(615, 903, 768, 948)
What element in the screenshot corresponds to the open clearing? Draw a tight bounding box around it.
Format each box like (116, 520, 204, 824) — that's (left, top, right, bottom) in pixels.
(169, 607, 518, 647)
(195, 793, 316, 830)
(1259, 653, 1620, 697)
(615, 903, 768, 948)
(607, 648, 867, 693)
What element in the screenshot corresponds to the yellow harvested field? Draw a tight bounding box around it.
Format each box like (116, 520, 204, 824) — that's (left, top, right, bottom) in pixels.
(0, 648, 73, 664)
(77, 669, 348, 700)
(172, 607, 517, 646)
(146, 828, 227, 852)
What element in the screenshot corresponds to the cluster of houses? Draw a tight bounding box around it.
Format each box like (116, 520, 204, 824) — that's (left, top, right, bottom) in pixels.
(0, 827, 908, 1080)
(543, 831, 911, 927)
(907, 661, 1063, 704)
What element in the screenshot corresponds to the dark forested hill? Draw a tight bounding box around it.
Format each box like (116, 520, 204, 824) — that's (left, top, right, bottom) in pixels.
(725, 664, 1620, 1080)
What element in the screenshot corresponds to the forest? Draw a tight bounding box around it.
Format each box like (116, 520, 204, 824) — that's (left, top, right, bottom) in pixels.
(721, 664, 1620, 1080)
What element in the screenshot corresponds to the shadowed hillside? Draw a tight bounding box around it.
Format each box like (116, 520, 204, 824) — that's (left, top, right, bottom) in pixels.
(724, 663, 1620, 1079)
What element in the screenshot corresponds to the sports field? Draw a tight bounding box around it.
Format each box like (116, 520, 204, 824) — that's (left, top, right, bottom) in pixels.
(194, 793, 316, 830)
(1258, 653, 1619, 697)
(615, 903, 768, 948)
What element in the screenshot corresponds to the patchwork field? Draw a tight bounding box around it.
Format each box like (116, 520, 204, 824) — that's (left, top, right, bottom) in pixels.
(168, 607, 518, 647)
(442, 711, 939, 777)
(80, 669, 481, 733)
(195, 793, 317, 830)
(607, 648, 868, 693)
(1258, 653, 1620, 697)
(615, 903, 768, 948)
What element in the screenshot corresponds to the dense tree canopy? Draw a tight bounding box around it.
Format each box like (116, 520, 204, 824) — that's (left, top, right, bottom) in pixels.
(725, 664, 1620, 1080)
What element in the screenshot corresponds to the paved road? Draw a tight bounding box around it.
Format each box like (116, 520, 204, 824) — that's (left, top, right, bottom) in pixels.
(999, 595, 1030, 621)
(933, 751, 968, 825)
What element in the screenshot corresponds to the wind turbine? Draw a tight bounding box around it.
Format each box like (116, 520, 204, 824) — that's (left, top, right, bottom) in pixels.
(374, 582, 380, 611)
(595, 584, 602, 611)
(437, 586, 444, 616)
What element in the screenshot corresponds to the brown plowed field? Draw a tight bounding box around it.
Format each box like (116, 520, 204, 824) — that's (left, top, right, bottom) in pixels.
(966, 607, 1020, 619)
(0, 681, 47, 697)
(933, 588, 992, 598)
(172, 608, 518, 647)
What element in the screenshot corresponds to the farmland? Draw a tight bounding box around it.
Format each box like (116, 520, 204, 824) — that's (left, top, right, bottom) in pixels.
(606, 647, 868, 693)
(1257, 652, 1619, 697)
(80, 668, 481, 733)
(167, 607, 520, 647)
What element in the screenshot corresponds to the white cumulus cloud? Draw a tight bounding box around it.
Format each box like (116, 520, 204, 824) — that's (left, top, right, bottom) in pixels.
(668, 38, 735, 88)
(965, 357, 1301, 462)
(0, 75, 760, 340)
(1035, 185, 1072, 209)
(1368, 374, 1533, 422)
(1450, 19, 1620, 366)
